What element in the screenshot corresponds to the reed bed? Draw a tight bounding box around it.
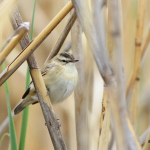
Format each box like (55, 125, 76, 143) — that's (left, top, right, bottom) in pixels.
(0, 0, 150, 150)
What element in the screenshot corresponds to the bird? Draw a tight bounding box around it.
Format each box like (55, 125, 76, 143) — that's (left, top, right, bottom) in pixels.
(14, 52, 79, 115)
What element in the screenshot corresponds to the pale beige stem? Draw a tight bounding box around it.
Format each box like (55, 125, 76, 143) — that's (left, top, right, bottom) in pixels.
(45, 10, 76, 64)
(107, 0, 126, 149)
(30, 69, 52, 107)
(97, 90, 110, 150)
(141, 23, 150, 61)
(71, 16, 89, 150)
(108, 0, 142, 149)
(97, 3, 111, 148)
(72, 0, 142, 149)
(63, 40, 71, 52)
(128, 0, 146, 127)
(0, 0, 18, 21)
(126, 22, 150, 97)
(0, 22, 29, 65)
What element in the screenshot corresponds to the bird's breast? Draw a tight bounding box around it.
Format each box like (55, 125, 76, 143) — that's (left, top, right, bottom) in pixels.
(44, 66, 78, 104)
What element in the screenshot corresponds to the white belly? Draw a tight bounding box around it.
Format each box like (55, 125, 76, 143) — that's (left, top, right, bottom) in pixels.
(48, 75, 76, 104)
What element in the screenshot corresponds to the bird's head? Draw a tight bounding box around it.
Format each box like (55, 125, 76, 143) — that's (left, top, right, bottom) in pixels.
(55, 52, 79, 66)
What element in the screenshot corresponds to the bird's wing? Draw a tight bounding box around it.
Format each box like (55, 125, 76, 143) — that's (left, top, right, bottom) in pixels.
(22, 82, 32, 99)
(22, 63, 55, 99)
(41, 62, 55, 76)
(22, 87, 30, 99)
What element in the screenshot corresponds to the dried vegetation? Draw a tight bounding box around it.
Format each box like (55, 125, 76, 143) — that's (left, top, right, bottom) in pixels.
(0, 0, 150, 150)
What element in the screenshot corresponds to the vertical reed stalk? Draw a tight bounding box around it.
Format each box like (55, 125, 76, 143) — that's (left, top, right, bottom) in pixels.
(141, 23, 150, 61)
(71, 17, 89, 150)
(128, 0, 146, 127)
(97, 90, 110, 150)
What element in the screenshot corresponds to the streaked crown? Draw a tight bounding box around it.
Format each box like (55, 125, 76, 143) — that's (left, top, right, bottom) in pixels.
(57, 52, 79, 63)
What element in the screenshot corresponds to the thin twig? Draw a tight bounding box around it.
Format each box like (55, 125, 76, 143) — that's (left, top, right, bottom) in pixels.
(126, 0, 147, 96)
(0, 1, 73, 86)
(0, 22, 29, 65)
(45, 10, 76, 64)
(126, 22, 150, 98)
(9, 5, 67, 149)
(128, 0, 146, 127)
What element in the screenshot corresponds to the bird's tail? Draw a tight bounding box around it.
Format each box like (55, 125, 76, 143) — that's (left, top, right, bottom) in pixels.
(14, 101, 26, 115)
(14, 98, 36, 115)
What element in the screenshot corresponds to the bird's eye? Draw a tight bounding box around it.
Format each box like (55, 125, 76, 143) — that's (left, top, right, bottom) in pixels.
(62, 60, 66, 63)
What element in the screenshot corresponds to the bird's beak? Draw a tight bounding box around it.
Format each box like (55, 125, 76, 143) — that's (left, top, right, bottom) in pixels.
(72, 59, 79, 63)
